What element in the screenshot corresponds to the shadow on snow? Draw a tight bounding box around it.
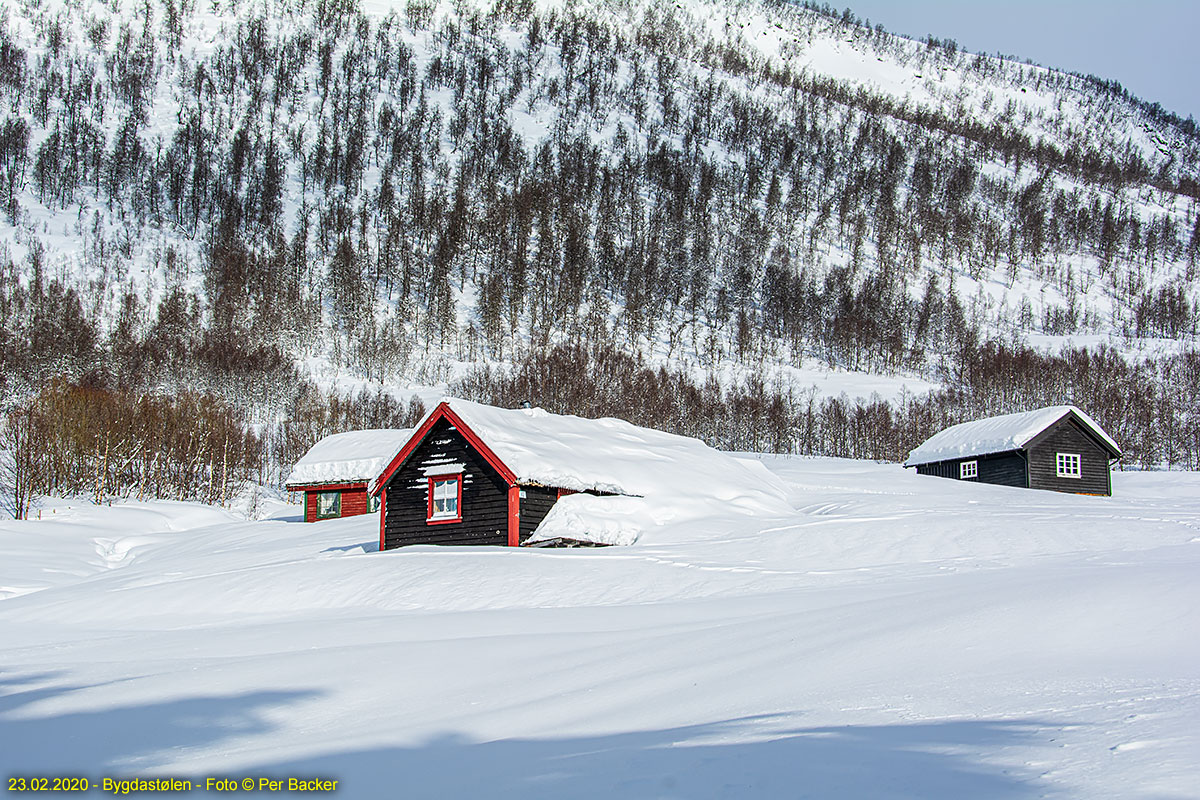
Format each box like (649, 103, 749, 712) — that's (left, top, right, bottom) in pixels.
(255, 714, 1060, 800)
(0, 669, 322, 774)
(1, 669, 1069, 798)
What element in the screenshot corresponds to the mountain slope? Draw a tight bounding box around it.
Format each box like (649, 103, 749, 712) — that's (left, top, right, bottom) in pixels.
(0, 0, 1198, 473)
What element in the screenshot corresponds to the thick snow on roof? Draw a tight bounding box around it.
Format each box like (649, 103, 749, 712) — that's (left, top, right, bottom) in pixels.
(904, 405, 1120, 466)
(286, 429, 413, 488)
(375, 399, 793, 545)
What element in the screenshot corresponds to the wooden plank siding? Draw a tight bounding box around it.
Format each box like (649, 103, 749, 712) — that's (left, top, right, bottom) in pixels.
(1026, 418, 1113, 495)
(382, 418, 511, 548)
(977, 452, 1028, 488)
(914, 451, 1027, 488)
(517, 485, 559, 544)
(915, 460, 957, 480)
(303, 484, 370, 522)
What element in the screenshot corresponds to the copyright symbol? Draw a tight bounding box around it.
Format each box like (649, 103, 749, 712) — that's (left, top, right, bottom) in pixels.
(242, 778, 254, 790)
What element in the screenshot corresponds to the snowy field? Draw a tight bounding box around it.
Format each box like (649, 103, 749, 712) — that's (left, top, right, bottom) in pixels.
(2, 459, 1198, 799)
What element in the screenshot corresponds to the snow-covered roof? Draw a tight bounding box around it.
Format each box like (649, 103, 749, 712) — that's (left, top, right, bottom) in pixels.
(285, 429, 413, 488)
(371, 399, 793, 545)
(373, 399, 743, 495)
(904, 405, 1120, 467)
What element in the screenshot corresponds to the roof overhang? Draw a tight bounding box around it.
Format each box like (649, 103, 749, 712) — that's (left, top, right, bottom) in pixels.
(1023, 409, 1122, 460)
(904, 406, 1121, 467)
(904, 447, 1022, 468)
(285, 480, 369, 492)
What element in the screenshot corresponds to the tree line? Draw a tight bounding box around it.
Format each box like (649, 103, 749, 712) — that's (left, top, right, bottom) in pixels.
(454, 339, 1200, 471)
(0, 377, 428, 519)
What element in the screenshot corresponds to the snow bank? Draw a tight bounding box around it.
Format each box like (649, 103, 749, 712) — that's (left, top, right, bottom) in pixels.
(904, 405, 1120, 466)
(285, 429, 412, 487)
(530, 494, 646, 546)
(3, 464, 1199, 799)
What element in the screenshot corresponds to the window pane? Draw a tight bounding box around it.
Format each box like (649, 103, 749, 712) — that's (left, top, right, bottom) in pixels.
(317, 491, 340, 517)
(430, 477, 460, 518)
(1056, 453, 1080, 477)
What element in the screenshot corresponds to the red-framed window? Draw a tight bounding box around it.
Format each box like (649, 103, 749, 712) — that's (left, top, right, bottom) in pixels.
(427, 475, 462, 524)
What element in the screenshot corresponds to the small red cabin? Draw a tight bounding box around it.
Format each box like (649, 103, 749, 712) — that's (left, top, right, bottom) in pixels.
(285, 429, 412, 522)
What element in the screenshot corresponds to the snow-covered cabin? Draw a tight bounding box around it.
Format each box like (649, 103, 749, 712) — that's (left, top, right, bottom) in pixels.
(904, 406, 1121, 495)
(369, 399, 789, 549)
(286, 429, 413, 522)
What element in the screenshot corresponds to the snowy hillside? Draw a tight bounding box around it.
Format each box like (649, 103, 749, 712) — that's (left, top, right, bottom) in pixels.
(2, 459, 1199, 797)
(1, 0, 1199, 481)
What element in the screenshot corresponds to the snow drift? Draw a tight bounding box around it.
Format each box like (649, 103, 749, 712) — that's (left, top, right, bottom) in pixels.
(2, 462, 1199, 799)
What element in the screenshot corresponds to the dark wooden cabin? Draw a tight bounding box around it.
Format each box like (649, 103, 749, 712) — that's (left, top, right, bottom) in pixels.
(370, 400, 629, 550)
(285, 429, 412, 522)
(904, 406, 1121, 495)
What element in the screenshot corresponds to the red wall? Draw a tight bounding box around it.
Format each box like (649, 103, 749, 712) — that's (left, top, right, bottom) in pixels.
(303, 484, 372, 522)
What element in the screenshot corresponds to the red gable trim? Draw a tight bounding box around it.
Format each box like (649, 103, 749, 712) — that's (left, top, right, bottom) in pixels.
(507, 485, 520, 547)
(371, 402, 518, 496)
(378, 484, 387, 552)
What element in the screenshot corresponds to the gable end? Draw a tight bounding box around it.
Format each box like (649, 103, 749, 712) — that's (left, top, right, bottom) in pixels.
(1025, 417, 1113, 495)
(380, 418, 513, 548)
(1022, 411, 1121, 460)
(372, 402, 517, 496)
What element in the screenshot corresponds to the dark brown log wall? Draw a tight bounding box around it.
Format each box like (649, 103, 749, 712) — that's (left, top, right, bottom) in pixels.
(518, 485, 559, 543)
(382, 418, 509, 548)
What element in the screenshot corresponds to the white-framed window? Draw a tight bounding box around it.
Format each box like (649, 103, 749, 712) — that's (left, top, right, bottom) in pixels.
(427, 475, 462, 523)
(316, 490, 341, 519)
(960, 460, 978, 479)
(1056, 453, 1081, 478)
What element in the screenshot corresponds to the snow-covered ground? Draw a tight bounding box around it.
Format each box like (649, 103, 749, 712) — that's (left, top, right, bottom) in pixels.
(2, 459, 1198, 798)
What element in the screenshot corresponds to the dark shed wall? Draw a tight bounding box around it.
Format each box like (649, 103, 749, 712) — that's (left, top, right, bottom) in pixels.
(1027, 418, 1112, 495)
(977, 452, 1028, 488)
(915, 451, 1027, 488)
(518, 485, 559, 543)
(382, 418, 509, 548)
(915, 461, 956, 479)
